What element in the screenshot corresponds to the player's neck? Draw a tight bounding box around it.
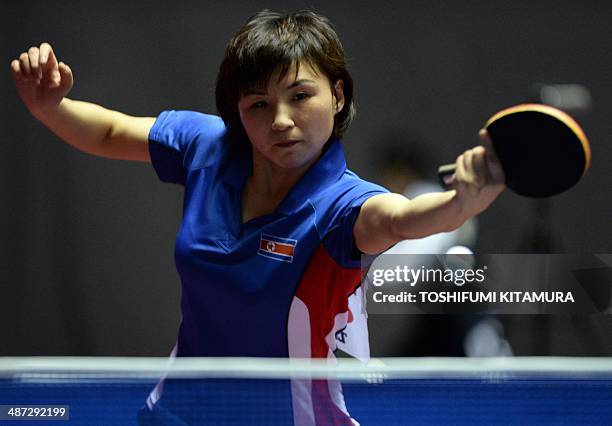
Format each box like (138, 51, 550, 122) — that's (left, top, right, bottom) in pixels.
(241, 152, 312, 223)
(248, 151, 313, 200)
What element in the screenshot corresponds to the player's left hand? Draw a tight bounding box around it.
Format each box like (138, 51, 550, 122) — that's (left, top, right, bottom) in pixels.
(452, 129, 505, 216)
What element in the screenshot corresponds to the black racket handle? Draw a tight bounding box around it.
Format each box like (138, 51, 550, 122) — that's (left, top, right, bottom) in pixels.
(437, 164, 455, 189)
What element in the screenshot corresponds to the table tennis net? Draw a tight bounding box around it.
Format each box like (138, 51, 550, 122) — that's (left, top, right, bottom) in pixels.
(1, 357, 612, 425)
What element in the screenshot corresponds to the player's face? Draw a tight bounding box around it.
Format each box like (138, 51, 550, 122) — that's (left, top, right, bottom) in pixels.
(238, 61, 345, 171)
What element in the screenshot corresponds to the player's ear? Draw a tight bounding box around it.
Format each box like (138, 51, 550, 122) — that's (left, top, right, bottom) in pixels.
(333, 80, 345, 114)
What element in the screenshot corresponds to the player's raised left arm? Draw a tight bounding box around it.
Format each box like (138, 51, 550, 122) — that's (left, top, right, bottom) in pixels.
(354, 130, 505, 255)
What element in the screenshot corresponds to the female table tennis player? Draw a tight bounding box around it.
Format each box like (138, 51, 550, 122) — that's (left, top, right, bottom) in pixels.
(11, 10, 504, 425)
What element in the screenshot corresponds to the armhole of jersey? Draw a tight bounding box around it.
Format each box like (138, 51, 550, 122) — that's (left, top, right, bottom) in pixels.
(148, 139, 187, 185)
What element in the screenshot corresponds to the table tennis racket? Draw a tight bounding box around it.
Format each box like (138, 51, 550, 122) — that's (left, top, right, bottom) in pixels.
(438, 104, 591, 197)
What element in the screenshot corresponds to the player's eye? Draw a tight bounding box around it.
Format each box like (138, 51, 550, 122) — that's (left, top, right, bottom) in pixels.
(293, 92, 310, 101)
(251, 101, 267, 109)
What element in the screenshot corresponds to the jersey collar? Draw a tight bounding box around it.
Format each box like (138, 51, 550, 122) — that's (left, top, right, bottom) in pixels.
(275, 139, 347, 215)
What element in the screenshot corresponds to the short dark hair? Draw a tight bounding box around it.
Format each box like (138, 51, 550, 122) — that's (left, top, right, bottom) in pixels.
(215, 10, 355, 140)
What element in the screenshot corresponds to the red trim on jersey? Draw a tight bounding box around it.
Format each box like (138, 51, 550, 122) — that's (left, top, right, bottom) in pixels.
(294, 245, 363, 358)
(292, 245, 364, 424)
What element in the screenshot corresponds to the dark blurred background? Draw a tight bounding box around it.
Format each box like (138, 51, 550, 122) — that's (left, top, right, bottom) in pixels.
(1, 0, 611, 356)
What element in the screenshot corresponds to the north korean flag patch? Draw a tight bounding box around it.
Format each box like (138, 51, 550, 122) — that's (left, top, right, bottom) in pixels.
(258, 233, 297, 263)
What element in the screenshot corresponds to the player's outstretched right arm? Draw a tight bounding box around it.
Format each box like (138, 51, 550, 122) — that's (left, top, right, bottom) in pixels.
(10, 43, 154, 162)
